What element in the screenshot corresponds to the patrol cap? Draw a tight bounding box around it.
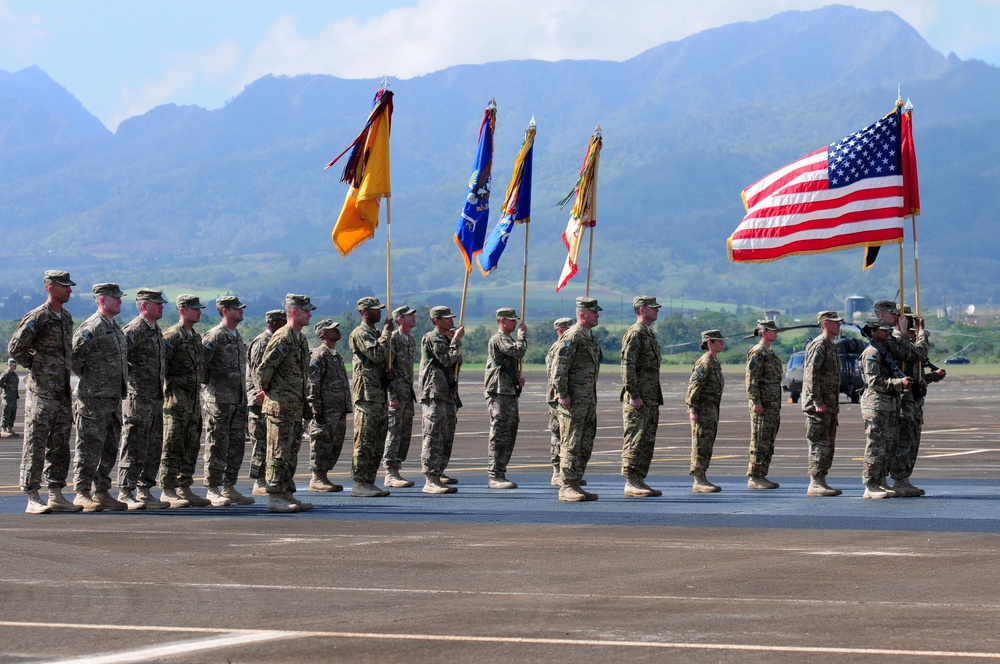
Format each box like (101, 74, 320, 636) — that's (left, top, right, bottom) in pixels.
(755, 319, 779, 334)
(495, 307, 519, 321)
(176, 294, 207, 310)
(902, 304, 914, 317)
(93, 283, 125, 298)
(44, 270, 76, 287)
(6, 359, 15, 366)
(265, 309, 287, 323)
(862, 316, 891, 332)
(216, 295, 246, 310)
(356, 296, 385, 312)
(700, 329, 724, 350)
(817, 310, 845, 324)
(392, 305, 416, 319)
(285, 294, 316, 311)
(633, 295, 662, 309)
(575, 297, 602, 312)
(553, 317, 574, 331)
(429, 306, 456, 320)
(873, 300, 899, 315)
(313, 319, 340, 335)
(135, 288, 166, 304)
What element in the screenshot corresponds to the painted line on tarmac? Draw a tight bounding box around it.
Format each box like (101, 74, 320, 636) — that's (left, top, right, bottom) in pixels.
(1, 621, 999, 660)
(925, 449, 1000, 457)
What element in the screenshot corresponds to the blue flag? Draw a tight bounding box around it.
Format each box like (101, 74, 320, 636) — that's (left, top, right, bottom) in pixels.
(454, 104, 496, 273)
(478, 121, 535, 276)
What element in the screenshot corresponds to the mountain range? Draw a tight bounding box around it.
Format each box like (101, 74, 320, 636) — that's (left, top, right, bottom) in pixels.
(1, 4, 998, 319)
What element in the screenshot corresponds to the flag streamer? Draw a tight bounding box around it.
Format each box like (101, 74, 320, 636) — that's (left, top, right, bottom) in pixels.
(556, 127, 602, 292)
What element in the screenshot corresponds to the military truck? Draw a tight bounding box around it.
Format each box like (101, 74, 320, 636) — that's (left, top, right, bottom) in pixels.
(781, 337, 865, 404)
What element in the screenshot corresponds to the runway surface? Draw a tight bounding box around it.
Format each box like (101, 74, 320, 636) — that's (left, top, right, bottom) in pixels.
(1, 371, 998, 662)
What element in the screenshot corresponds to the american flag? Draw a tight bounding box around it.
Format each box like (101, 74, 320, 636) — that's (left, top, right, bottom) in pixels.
(728, 108, 916, 263)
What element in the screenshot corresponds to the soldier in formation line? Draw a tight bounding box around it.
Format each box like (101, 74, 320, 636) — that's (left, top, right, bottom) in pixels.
(483, 307, 527, 489)
(418, 306, 463, 494)
(744, 319, 782, 490)
(382, 305, 418, 488)
(307, 319, 350, 492)
(348, 297, 394, 497)
(802, 310, 844, 497)
(545, 317, 575, 486)
(0, 359, 19, 437)
(247, 309, 286, 496)
(687, 329, 725, 493)
(620, 296, 664, 498)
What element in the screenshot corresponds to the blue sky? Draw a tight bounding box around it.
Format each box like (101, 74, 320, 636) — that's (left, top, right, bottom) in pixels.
(2, 0, 999, 130)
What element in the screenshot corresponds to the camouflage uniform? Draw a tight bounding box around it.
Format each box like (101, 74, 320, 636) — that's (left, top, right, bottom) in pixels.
(859, 342, 907, 485)
(0, 366, 19, 432)
(256, 324, 310, 495)
(620, 321, 662, 479)
(202, 324, 248, 487)
(745, 341, 783, 478)
(884, 329, 929, 482)
(802, 333, 841, 479)
(686, 351, 724, 474)
(246, 326, 275, 479)
(307, 343, 350, 476)
(118, 315, 165, 490)
(383, 328, 417, 472)
(349, 321, 392, 485)
(484, 324, 528, 480)
(551, 324, 603, 485)
(545, 338, 562, 469)
(419, 328, 463, 476)
(72, 310, 128, 493)
(9, 303, 74, 492)
(160, 323, 205, 490)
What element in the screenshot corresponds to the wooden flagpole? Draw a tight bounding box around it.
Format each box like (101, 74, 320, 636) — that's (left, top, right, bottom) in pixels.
(585, 125, 600, 299)
(519, 222, 530, 379)
(911, 218, 921, 316)
(898, 242, 905, 318)
(386, 198, 393, 370)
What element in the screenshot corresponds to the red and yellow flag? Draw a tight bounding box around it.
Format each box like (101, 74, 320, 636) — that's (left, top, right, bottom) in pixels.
(556, 128, 602, 292)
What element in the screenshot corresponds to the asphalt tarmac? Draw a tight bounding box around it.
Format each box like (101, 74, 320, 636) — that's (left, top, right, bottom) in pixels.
(1, 371, 999, 662)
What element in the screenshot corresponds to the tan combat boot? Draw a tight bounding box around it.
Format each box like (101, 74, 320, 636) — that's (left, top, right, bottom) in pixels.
(863, 482, 896, 499)
(309, 472, 339, 492)
(176, 486, 211, 507)
(422, 473, 457, 494)
(159, 488, 191, 508)
(747, 476, 780, 490)
(558, 481, 598, 502)
(25, 490, 52, 514)
(93, 490, 127, 511)
(116, 489, 147, 511)
(47, 486, 83, 512)
(624, 471, 654, 498)
(806, 476, 842, 497)
(438, 473, 458, 485)
(205, 486, 232, 507)
(251, 477, 269, 497)
(383, 467, 415, 488)
(550, 466, 562, 487)
(266, 493, 300, 513)
(221, 485, 256, 505)
(73, 491, 105, 513)
(892, 478, 924, 497)
(691, 471, 721, 493)
(350, 481, 390, 497)
(488, 474, 518, 489)
(136, 487, 169, 509)
(283, 491, 313, 512)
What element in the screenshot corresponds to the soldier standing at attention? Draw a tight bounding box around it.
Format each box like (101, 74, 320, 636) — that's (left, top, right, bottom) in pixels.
(484, 307, 528, 489)
(620, 296, 664, 498)
(551, 297, 603, 502)
(201, 295, 253, 507)
(858, 318, 912, 499)
(8, 270, 82, 514)
(256, 294, 315, 513)
(160, 294, 211, 508)
(418, 306, 464, 494)
(71, 283, 130, 511)
(382, 305, 418, 488)
(687, 329, 725, 493)
(348, 297, 394, 498)
(802, 310, 844, 497)
(307, 319, 350, 492)
(546, 317, 574, 486)
(118, 288, 170, 510)
(745, 319, 783, 490)
(0, 359, 19, 437)
(247, 309, 286, 496)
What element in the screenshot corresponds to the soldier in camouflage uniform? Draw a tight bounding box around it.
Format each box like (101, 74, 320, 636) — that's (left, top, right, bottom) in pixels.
(418, 305, 464, 494)
(620, 296, 664, 498)
(117, 288, 170, 510)
(858, 317, 913, 499)
(348, 296, 394, 498)
(256, 293, 316, 513)
(382, 305, 418, 488)
(9, 270, 83, 514)
(0, 359, 19, 436)
(745, 319, 783, 490)
(484, 307, 528, 489)
(160, 294, 211, 508)
(307, 319, 350, 492)
(201, 295, 253, 507)
(872, 300, 929, 497)
(802, 310, 844, 497)
(546, 317, 574, 486)
(551, 297, 603, 502)
(247, 309, 286, 495)
(687, 329, 725, 493)
(71, 283, 130, 511)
